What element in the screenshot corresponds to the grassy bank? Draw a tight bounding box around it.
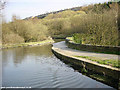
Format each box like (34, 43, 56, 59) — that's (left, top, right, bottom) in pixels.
(75, 56, 119, 68)
(1, 39, 54, 49)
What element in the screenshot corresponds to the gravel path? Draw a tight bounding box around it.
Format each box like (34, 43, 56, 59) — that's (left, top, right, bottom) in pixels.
(53, 41, 119, 60)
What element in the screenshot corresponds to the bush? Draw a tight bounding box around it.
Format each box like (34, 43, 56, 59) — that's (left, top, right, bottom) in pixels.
(72, 9, 119, 46)
(73, 33, 82, 44)
(2, 33, 24, 44)
(2, 23, 24, 44)
(2, 18, 49, 44)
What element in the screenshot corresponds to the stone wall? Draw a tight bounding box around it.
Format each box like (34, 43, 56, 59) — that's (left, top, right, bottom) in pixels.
(52, 47, 120, 89)
(66, 38, 120, 55)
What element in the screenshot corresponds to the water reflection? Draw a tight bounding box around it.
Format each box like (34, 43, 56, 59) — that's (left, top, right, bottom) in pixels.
(2, 44, 113, 88)
(2, 44, 52, 67)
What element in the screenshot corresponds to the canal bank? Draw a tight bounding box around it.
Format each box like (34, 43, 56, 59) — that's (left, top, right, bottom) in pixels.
(52, 41, 120, 89)
(1, 39, 54, 49)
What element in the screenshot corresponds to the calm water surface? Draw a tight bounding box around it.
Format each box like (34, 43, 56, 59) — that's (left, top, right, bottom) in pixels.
(2, 44, 112, 88)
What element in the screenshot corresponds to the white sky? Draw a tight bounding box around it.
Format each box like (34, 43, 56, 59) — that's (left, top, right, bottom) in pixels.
(3, 0, 109, 22)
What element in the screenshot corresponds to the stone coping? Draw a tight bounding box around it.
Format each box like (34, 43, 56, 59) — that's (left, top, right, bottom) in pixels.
(52, 47, 120, 71)
(52, 46, 120, 79)
(52, 41, 120, 89)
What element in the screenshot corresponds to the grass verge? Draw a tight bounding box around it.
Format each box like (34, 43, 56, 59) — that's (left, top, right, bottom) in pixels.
(66, 37, 73, 41)
(75, 56, 119, 68)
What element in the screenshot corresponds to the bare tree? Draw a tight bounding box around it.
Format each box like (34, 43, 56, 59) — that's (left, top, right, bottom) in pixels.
(0, 0, 6, 45)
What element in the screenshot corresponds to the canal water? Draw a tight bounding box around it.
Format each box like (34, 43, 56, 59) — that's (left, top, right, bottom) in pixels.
(2, 43, 113, 88)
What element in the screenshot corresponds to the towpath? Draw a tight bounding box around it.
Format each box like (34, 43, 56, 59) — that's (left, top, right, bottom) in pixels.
(53, 41, 119, 60)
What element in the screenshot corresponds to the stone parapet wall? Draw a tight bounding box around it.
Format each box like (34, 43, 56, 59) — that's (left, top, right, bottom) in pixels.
(65, 38, 120, 55)
(52, 47, 120, 89)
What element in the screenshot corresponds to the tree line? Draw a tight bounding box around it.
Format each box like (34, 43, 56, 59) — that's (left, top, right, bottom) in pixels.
(2, 2, 120, 46)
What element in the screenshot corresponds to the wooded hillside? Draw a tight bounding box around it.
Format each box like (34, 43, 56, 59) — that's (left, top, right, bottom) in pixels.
(2, 2, 120, 46)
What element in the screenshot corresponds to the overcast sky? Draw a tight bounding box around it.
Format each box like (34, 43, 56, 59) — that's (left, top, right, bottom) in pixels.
(3, 0, 109, 22)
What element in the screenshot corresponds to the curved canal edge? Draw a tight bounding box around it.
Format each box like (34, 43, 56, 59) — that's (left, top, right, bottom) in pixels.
(52, 42, 120, 89)
(66, 38, 120, 55)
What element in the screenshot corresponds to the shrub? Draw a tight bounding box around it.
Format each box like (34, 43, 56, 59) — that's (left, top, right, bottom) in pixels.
(72, 9, 119, 46)
(73, 33, 82, 44)
(2, 18, 49, 44)
(2, 23, 24, 44)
